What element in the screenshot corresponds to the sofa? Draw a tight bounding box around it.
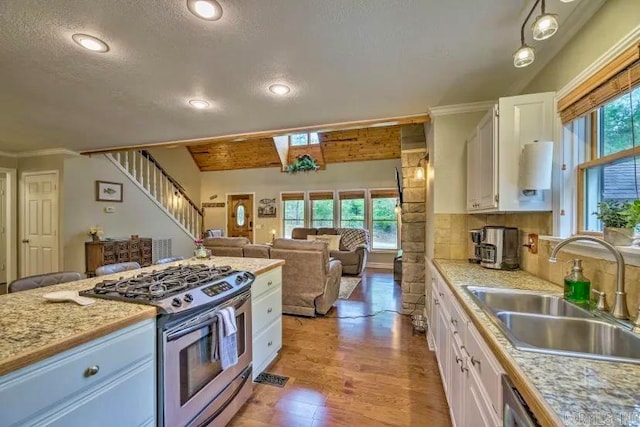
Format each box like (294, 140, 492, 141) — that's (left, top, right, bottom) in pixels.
(270, 239, 342, 316)
(291, 227, 369, 275)
(202, 236, 342, 316)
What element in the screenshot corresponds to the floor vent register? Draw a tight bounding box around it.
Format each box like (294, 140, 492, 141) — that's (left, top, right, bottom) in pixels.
(254, 372, 290, 388)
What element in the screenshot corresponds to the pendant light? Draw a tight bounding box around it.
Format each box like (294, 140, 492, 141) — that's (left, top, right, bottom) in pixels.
(513, 0, 539, 68)
(532, 0, 559, 41)
(414, 153, 428, 180)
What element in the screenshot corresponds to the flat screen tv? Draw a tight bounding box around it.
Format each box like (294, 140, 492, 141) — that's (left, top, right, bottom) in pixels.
(395, 167, 403, 204)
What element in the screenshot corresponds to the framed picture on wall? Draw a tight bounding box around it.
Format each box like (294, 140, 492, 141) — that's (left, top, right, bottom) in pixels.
(96, 180, 123, 202)
(258, 198, 276, 218)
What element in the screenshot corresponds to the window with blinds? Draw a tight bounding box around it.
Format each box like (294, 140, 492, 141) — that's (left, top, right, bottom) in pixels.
(309, 191, 334, 228)
(560, 42, 640, 233)
(338, 190, 366, 229)
(369, 189, 399, 250)
(281, 193, 305, 238)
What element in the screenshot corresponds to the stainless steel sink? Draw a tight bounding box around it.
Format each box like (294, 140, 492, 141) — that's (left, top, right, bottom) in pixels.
(496, 312, 640, 364)
(466, 286, 594, 318)
(463, 286, 640, 364)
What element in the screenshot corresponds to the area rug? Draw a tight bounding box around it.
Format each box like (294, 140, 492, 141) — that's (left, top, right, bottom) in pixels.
(339, 276, 362, 299)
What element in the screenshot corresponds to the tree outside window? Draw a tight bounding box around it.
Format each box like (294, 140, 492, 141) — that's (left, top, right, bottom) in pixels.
(371, 197, 398, 250)
(282, 199, 304, 238)
(340, 198, 365, 228)
(311, 199, 334, 228)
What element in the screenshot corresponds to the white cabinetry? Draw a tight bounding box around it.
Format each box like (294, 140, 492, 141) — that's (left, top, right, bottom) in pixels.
(429, 265, 504, 427)
(251, 266, 283, 379)
(0, 319, 156, 427)
(466, 92, 555, 213)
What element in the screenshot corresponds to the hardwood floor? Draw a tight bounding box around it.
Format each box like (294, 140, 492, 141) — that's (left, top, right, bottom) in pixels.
(230, 269, 451, 427)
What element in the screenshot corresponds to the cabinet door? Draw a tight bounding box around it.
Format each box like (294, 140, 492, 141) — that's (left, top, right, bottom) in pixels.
(466, 131, 480, 211)
(448, 336, 465, 427)
(477, 107, 498, 210)
(463, 369, 500, 427)
(435, 301, 450, 394)
(498, 92, 555, 211)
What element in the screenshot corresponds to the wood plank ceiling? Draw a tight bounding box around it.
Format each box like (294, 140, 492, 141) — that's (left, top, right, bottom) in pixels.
(188, 124, 405, 172)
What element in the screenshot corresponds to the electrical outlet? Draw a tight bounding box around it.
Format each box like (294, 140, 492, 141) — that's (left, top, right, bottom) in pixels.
(104, 206, 116, 213)
(526, 233, 538, 254)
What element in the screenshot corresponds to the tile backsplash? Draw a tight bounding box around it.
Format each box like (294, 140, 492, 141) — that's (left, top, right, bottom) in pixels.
(433, 212, 640, 314)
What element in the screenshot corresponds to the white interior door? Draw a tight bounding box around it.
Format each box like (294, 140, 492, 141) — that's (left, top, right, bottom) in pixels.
(0, 176, 6, 284)
(22, 172, 59, 277)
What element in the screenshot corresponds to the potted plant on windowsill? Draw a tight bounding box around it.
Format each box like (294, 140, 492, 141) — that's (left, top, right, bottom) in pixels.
(594, 200, 633, 245)
(622, 200, 640, 246)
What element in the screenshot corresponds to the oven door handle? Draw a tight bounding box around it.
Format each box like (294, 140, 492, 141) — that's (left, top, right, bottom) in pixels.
(166, 292, 250, 342)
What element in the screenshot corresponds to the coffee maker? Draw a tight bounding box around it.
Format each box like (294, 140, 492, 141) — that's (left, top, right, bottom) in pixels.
(479, 226, 520, 270)
(468, 229, 483, 264)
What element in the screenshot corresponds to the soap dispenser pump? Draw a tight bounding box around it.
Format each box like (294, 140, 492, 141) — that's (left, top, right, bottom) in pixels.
(564, 259, 591, 306)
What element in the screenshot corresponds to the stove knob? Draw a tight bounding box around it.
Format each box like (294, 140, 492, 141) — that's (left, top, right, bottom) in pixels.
(243, 273, 251, 280)
(171, 298, 182, 308)
(183, 294, 193, 303)
(235, 276, 244, 284)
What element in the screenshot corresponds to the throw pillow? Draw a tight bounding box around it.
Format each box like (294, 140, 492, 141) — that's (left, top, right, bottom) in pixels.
(309, 234, 341, 251)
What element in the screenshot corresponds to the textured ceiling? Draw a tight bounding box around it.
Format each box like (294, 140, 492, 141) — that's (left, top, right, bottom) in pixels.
(0, 0, 591, 153)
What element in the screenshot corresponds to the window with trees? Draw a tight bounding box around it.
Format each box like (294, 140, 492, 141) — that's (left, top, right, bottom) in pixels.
(370, 190, 399, 250)
(578, 85, 640, 232)
(309, 191, 334, 228)
(281, 192, 305, 238)
(289, 132, 320, 146)
(339, 191, 366, 229)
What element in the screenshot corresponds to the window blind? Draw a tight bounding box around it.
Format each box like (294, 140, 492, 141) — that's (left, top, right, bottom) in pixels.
(308, 191, 334, 200)
(281, 192, 304, 201)
(338, 190, 365, 200)
(559, 43, 640, 124)
(369, 189, 398, 199)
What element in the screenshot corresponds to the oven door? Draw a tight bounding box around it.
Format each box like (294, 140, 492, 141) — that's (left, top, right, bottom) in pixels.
(162, 292, 252, 427)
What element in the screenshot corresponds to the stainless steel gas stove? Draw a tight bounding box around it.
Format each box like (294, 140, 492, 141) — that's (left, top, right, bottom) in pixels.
(80, 264, 254, 314)
(81, 264, 256, 427)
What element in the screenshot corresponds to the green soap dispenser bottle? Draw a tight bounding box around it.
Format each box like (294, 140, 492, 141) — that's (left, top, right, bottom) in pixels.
(564, 259, 591, 306)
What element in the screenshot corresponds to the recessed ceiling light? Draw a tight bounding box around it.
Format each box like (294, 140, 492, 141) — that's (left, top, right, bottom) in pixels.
(188, 99, 210, 109)
(71, 34, 109, 53)
(187, 0, 223, 21)
(269, 84, 291, 96)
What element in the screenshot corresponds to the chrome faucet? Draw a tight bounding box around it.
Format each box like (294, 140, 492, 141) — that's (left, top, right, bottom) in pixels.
(549, 236, 630, 320)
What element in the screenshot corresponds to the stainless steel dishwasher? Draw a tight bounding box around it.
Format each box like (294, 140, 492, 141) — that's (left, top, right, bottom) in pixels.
(502, 375, 540, 426)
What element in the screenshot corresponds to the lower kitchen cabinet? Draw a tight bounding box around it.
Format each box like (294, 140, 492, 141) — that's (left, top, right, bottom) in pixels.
(429, 264, 504, 427)
(251, 266, 283, 379)
(0, 319, 156, 427)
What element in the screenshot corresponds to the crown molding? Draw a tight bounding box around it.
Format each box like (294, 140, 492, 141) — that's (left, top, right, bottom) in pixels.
(17, 148, 80, 158)
(555, 24, 640, 100)
(0, 151, 17, 158)
(428, 101, 495, 117)
(506, 0, 607, 96)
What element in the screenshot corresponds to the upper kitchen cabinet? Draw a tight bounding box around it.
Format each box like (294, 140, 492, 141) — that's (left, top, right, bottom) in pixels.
(467, 92, 555, 213)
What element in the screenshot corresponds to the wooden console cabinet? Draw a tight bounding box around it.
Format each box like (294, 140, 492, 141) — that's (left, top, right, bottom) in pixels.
(85, 238, 152, 276)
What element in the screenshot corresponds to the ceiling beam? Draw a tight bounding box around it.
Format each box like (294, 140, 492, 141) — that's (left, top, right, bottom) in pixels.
(80, 113, 429, 155)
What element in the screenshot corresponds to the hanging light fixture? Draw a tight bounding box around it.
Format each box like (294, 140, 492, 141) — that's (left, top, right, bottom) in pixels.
(414, 153, 429, 180)
(394, 200, 402, 215)
(532, 0, 559, 41)
(513, 0, 540, 68)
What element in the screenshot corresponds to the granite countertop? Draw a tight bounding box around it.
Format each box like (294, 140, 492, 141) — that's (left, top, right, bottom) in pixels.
(0, 257, 284, 377)
(433, 259, 640, 427)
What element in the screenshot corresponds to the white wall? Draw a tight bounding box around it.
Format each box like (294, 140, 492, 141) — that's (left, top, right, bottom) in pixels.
(524, 0, 640, 94)
(201, 159, 402, 265)
(432, 111, 486, 214)
(146, 147, 202, 206)
(63, 155, 194, 274)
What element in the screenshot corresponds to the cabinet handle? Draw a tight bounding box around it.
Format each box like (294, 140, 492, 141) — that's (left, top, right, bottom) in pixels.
(267, 281, 273, 286)
(439, 292, 444, 297)
(267, 307, 273, 314)
(84, 365, 100, 377)
(434, 299, 440, 305)
(453, 330, 459, 335)
(460, 365, 469, 373)
(471, 356, 481, 367)
(450, 317, 457, 326)
(455, 356, 462, 365)
(267, 341, 273, 347)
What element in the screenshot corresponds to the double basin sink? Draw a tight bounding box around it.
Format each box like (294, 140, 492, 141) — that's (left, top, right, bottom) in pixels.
(464, 286, 640, 364)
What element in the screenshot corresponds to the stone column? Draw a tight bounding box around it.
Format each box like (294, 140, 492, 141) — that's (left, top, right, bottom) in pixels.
(401, 149, 426, 314)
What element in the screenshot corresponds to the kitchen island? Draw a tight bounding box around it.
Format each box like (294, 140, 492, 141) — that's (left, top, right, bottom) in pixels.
(432, 259, 640, 427)
(0, 256, 284, 427)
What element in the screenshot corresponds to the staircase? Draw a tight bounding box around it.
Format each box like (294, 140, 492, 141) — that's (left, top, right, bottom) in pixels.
(106, 150, 203, 239)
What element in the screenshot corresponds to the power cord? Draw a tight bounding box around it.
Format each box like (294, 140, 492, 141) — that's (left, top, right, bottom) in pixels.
(317, 294, 426, 320)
